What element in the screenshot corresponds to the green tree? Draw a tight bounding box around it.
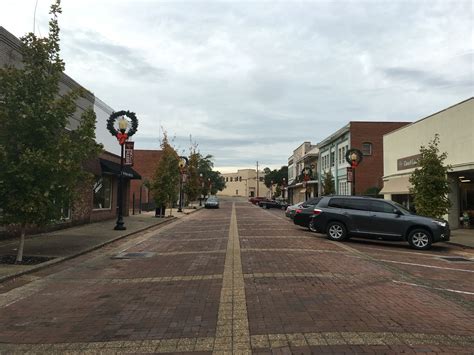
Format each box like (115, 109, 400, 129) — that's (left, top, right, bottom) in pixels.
(322, 171, 336, 195)
(0, 0, 101, 262)
(151, 133, 179, 215)
(409, 134, 451, 218)
(196, 154, 226, 196)
(184, 146, 201, 203)
(264, 166, 288, 188)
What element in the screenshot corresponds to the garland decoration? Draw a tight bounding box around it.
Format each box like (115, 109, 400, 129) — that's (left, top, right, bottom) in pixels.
(106, 110, 139, 145)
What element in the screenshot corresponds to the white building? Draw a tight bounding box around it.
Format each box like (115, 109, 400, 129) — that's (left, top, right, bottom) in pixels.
(381, 98, 474, 229)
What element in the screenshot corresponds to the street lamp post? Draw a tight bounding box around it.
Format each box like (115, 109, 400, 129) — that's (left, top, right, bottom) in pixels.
(106, 111, 139, 231)
(345, 149, 363, 196)
(207, 178, 212, 197)
(178, 156, 188, 213)
(270, 180, 274, 199)
(282, 177, 286, 199)
(199, 173, 204, 206)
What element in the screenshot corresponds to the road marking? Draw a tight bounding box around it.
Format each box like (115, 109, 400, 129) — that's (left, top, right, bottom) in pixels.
(241, 248, 348, 254)
(393, 280, 474, 295)
(214, 202, 250, 352)
(380, 259, 474, 273)
(1, 332, 472, 352)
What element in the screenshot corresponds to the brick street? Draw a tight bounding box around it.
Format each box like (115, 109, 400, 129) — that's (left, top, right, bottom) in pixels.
(0, 200, 473, 354)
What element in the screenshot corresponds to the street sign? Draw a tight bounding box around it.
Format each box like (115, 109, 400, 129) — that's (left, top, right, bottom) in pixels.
(124, 141, 134, 166)
(347, 167, 353, 182)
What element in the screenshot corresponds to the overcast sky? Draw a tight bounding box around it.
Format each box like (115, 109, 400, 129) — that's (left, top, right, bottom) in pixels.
(1, 0, 472, 172)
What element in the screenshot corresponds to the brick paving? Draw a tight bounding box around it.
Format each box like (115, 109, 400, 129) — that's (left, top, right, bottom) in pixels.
(0, 200, 472, 353)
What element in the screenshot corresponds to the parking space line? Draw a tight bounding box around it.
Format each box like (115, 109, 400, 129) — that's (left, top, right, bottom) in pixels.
(393, 280, 474, 295)
(380, 259, 474, 273)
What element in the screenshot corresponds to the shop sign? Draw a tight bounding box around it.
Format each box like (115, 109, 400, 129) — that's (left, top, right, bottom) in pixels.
(124, 141, 134, 166)
(347, 167, 353, 182)
(397, 154, 421, 171)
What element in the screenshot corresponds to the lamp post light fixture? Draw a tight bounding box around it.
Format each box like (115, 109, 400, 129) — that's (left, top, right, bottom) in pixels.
(106, 110, 139, 231)
(177, 156, 188, 213)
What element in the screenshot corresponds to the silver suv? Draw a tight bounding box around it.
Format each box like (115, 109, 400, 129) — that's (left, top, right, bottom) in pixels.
(309, 196, 450, 250)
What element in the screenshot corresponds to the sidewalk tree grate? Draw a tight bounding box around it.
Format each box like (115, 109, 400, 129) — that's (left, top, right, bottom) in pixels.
(112, 252, 155, 259)
(439, 256, 473, 263)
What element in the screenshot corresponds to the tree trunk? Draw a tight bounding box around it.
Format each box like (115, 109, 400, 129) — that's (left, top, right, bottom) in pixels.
(16, 224, 26, 263)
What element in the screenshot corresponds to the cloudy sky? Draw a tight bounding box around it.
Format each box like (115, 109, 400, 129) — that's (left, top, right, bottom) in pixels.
(1, 0, 472, 172)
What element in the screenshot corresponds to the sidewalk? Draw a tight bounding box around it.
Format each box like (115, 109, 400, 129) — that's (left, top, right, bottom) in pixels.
(0, 207, 202, 283)
(447, 228, 474, 248)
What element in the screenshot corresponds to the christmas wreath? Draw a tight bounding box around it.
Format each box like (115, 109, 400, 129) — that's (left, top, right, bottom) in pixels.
(106, 110, 138, 145)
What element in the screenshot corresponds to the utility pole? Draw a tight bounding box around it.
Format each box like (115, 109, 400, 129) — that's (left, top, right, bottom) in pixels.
(256, 161, 259, 197)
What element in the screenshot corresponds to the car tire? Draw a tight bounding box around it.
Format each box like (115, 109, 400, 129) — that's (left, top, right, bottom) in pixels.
(408, 229, 432, 250)
(326, 221, 347, 241)
(308, 219, 319, 233)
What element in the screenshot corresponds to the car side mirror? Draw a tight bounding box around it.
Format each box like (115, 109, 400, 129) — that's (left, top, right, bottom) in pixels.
(394, 209, 402, 216)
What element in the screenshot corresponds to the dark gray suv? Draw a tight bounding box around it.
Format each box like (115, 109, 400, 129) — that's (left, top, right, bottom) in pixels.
(309, 196, 450, 250)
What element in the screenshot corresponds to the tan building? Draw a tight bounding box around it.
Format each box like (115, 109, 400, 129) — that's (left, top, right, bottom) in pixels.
(287, 142, 318, 204)
(218, 169, 270, 198)
(381, 98, 474, 229)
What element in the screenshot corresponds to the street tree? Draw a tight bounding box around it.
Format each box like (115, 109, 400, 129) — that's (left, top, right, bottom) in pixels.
(184, 145, 201, 203)
(264, 166, 288, 188)
(322, 171, 336, 195)
(409, 134, 451, 218)
(151, 133, 179, 216)
(0, 0, 101, 263)
(197, 154, 225, 196)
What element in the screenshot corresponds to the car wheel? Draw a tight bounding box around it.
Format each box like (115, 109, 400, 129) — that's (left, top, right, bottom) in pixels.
(326, 222, 347, 241)
(308, 219, 318, 233)
(408, 229, 432, 250)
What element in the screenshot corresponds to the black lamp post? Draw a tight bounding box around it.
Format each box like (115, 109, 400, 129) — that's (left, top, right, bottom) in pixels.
(177, 156, 188, 213)
(106, 110, 138, 231)
(207, 177, 212, 197)
(282, 177, 286, 199)
(199, 173, 203, 206)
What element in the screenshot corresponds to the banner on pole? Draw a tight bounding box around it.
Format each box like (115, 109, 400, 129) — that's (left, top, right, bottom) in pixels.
(124, 141, 134, 166)
(347, 167, 353, 183)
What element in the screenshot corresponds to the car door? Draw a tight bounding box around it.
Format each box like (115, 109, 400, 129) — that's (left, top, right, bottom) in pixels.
(368, 200, 404, 239)
(343, 199, 374, 234)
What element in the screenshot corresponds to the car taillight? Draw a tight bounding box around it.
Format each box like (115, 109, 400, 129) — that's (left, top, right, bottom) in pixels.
(295, 209, 302, 214)
(313, 209, 322, 215)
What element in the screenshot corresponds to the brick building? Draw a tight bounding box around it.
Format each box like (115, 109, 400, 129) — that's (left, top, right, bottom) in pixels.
(129, 150, 163, 212)
(317, 121, 410, 196)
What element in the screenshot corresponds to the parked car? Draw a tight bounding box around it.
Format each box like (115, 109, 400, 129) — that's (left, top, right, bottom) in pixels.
(258, 199, 288, 210)
(248, 196, 267, 205)
(307, 196, 450, 250)
(292, 197, 323, 224)
(285, 202, 304, 218)
(205, 196, 219, 209)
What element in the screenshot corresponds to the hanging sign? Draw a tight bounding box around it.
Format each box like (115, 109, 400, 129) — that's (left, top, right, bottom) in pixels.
(347, 167, 353, 182)
(124, 141, 134, 166)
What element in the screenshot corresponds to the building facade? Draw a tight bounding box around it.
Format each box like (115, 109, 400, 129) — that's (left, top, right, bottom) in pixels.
(0, 26, 141, 236)
(218, 169, 270, 198)
(381, 98, 474, 229)
(128, 150, 163, 212)
(287, 142, 318, 204)
(317, 121, 410, 197)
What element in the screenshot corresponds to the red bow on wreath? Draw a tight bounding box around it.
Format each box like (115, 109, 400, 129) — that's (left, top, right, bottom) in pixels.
(116, 132, 128, 145)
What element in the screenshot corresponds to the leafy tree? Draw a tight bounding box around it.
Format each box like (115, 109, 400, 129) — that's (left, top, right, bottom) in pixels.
(322, 171, 336, 195)
(184, 146, 201, 203)
(0, 0, 101, 262)
(151, 133, 179, 215)
(264, 166, 288, 188)
(409, 134, 451, 218)
(196, 154, 226, 196)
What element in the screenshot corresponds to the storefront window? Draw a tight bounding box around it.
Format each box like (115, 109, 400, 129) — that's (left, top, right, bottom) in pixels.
(93, 176, 112, 209)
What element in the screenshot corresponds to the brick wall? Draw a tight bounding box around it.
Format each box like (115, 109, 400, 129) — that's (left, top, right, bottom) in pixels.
(129, 150, 163, 210)
(350, 122, 410, 195)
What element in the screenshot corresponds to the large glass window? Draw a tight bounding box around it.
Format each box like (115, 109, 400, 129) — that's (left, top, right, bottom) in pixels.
(93, 176, 112, 209)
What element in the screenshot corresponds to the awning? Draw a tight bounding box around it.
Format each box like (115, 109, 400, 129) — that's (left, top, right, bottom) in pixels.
(380, 176, 412, 195)
(99, 159, 141, 180)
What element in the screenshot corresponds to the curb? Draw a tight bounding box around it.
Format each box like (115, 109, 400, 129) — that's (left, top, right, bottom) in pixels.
(444, 241, 474, 250)
(0, 210, 206, 284)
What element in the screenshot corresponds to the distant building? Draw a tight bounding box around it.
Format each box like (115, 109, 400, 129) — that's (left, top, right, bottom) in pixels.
(128, 150, 163, 212)
(381, 98, 474, 229)
(218, 169, 270, 198)
(287, 142, 319, 204)
(317, 121, 410, 197)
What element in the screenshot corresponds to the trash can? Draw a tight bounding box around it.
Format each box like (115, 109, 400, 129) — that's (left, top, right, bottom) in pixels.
(155, 205, 166, 218)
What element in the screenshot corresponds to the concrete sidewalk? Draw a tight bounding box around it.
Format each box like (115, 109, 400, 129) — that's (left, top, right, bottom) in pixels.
(0, 207, 202, 283)
(447, 228, 474, 248)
